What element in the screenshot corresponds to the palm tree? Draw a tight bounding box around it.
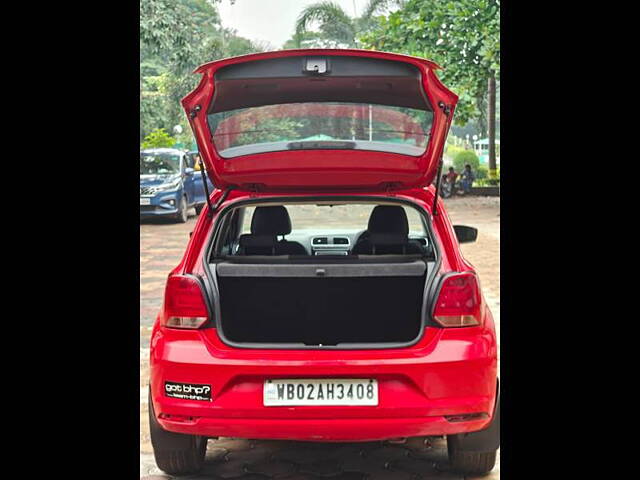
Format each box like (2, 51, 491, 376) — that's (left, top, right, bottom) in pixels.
(294, 0, 402, 48)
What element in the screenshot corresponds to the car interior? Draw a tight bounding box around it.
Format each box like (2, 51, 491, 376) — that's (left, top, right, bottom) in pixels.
(207, 202, 436, 347)
(214, 202, 433, 259)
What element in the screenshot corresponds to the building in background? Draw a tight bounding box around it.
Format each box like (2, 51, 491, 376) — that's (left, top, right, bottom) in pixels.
(473, 138, 500, 166)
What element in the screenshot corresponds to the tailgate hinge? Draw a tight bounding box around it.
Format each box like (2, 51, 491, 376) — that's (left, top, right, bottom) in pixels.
(210, 186, 235, 216)
(189, 104, 202, 119)
(242, 183, 264, 197)
(438, 101, 452, 116)
(199, 158, 234, 218)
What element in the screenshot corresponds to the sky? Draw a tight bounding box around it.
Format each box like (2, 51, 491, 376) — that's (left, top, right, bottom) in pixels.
(217, 0, 371, 49)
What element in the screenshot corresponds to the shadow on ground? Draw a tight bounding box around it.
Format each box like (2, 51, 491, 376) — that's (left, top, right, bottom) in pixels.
(141, 436, 499, 479)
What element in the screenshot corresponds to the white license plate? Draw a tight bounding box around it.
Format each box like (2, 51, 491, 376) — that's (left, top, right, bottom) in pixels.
(263, 379, 378, 406)
(140, 197, 151, 205)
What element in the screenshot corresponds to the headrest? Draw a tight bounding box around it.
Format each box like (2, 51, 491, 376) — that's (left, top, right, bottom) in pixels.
(251, 206, 292, 236)
(367, 206, 409, 236)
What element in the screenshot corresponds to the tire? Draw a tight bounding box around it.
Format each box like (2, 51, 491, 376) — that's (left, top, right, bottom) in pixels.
(195, 204, 203, 215)
(148, 391, 207, 476)
(175, 195, 188, 223)
(447, 436, 497, 475)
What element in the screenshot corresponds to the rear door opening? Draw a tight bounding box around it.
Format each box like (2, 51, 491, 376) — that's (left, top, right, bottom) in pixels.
(205, 199, 438, 348)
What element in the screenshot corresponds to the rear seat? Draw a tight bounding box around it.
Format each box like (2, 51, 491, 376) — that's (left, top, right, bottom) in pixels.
(351, 205, 424, 255)
(238, 206, 307, 255)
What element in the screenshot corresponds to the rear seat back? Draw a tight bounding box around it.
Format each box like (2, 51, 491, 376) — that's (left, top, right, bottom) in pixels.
(238, 206, 307, 255)
(351, 205, 424, 255)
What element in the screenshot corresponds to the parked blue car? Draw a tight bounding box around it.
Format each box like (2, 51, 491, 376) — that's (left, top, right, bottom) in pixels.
(140, 148, 213, 223)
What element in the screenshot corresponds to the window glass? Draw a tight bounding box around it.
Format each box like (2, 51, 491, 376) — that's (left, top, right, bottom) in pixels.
(240, 203, 426, 236)
(209, 103, 433, 158)
(140, 152, 181, 175)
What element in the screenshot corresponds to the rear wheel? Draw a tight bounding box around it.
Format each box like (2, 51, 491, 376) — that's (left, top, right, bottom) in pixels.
(447, 394, 499, 475)
(175, 195, 188, 223)
(148, 391, 207, 475)
(447, 437, 497, 475)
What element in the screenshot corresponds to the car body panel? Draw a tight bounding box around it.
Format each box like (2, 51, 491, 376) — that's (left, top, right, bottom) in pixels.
(150, 307, 497, 440)
(149, 49, 496, 444)
(182, 49, 458, 191)
(149, 184, 497, 441)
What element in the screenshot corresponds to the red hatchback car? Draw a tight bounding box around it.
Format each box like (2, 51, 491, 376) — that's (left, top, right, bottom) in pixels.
(148, 49, 499, 476)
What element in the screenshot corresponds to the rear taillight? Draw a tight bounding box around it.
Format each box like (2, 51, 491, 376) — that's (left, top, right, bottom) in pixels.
(433, 272, 482, 327)
(161, 274, 209, 329)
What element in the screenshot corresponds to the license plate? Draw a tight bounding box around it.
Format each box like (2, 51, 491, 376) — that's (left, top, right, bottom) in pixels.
(263, 379, 378, 406)
(140, 197, 151, 205)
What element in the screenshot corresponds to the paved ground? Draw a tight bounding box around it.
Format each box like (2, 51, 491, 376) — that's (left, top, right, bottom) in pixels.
(140, 196, 500, 479)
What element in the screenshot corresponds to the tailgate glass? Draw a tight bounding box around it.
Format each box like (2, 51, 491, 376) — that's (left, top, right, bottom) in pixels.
(208, 102, 433, 158)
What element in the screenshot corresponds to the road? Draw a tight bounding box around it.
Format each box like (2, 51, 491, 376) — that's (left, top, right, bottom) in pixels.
(140, 196, 500, 479)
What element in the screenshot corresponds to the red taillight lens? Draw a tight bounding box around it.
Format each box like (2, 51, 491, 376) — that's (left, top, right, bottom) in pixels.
(433, 272, 482, 327)
(161, 275, 209, 329)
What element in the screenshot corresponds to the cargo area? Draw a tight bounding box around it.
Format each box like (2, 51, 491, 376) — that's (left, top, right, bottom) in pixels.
(214, 258, 430, 346)
(208, 201, 435, 347)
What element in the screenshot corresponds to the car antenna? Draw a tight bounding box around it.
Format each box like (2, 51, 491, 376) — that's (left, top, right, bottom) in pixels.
(432, 157, 444, 216)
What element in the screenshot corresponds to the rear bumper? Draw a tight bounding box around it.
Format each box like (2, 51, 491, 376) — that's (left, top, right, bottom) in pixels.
(158, 415, 490, 442)
(149, 323, 498, 441)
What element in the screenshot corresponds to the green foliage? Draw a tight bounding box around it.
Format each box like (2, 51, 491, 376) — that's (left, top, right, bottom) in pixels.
(453, 150, 480, 172)
(141, 128, 176, 149)
(446, 144, 467, 159)
(360, 0, 500, 126)
(473, 166, 499, 185)
(293, 0, 400, 48)
(236, 118, 304, 145)
(140, 0, 265, 143)
(296, 1, 357, 47)
(476, 164, 488, 180)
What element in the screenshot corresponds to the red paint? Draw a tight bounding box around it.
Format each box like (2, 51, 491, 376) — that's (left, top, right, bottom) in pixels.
(149, 187, 498, 441)
(149, 50, 497, 443)
(181, 49, 458, 191)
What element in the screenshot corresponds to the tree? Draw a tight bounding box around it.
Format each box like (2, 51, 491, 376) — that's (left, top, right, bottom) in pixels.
(141, 128, 176, 149)
(140, 0, 265, 145)
(452, 149, 480, 173)
(360, 0, 500, 175)
(294, 0, 401, 48)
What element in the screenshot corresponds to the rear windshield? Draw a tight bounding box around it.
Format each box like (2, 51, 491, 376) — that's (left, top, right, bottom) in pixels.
(240, 204, 426, 237)
(207, 102, 433, 158)
(214, 201, 433, 259)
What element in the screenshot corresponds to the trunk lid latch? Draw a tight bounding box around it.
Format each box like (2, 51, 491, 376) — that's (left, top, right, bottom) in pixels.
(304, 57, 329, 75)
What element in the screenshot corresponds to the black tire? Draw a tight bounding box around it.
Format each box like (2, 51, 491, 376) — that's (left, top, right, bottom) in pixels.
(148, 391, 207, 476)
(195, 204, 203, 215)
(175, 195, 188, 223)
(447, 436, 497, 475)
